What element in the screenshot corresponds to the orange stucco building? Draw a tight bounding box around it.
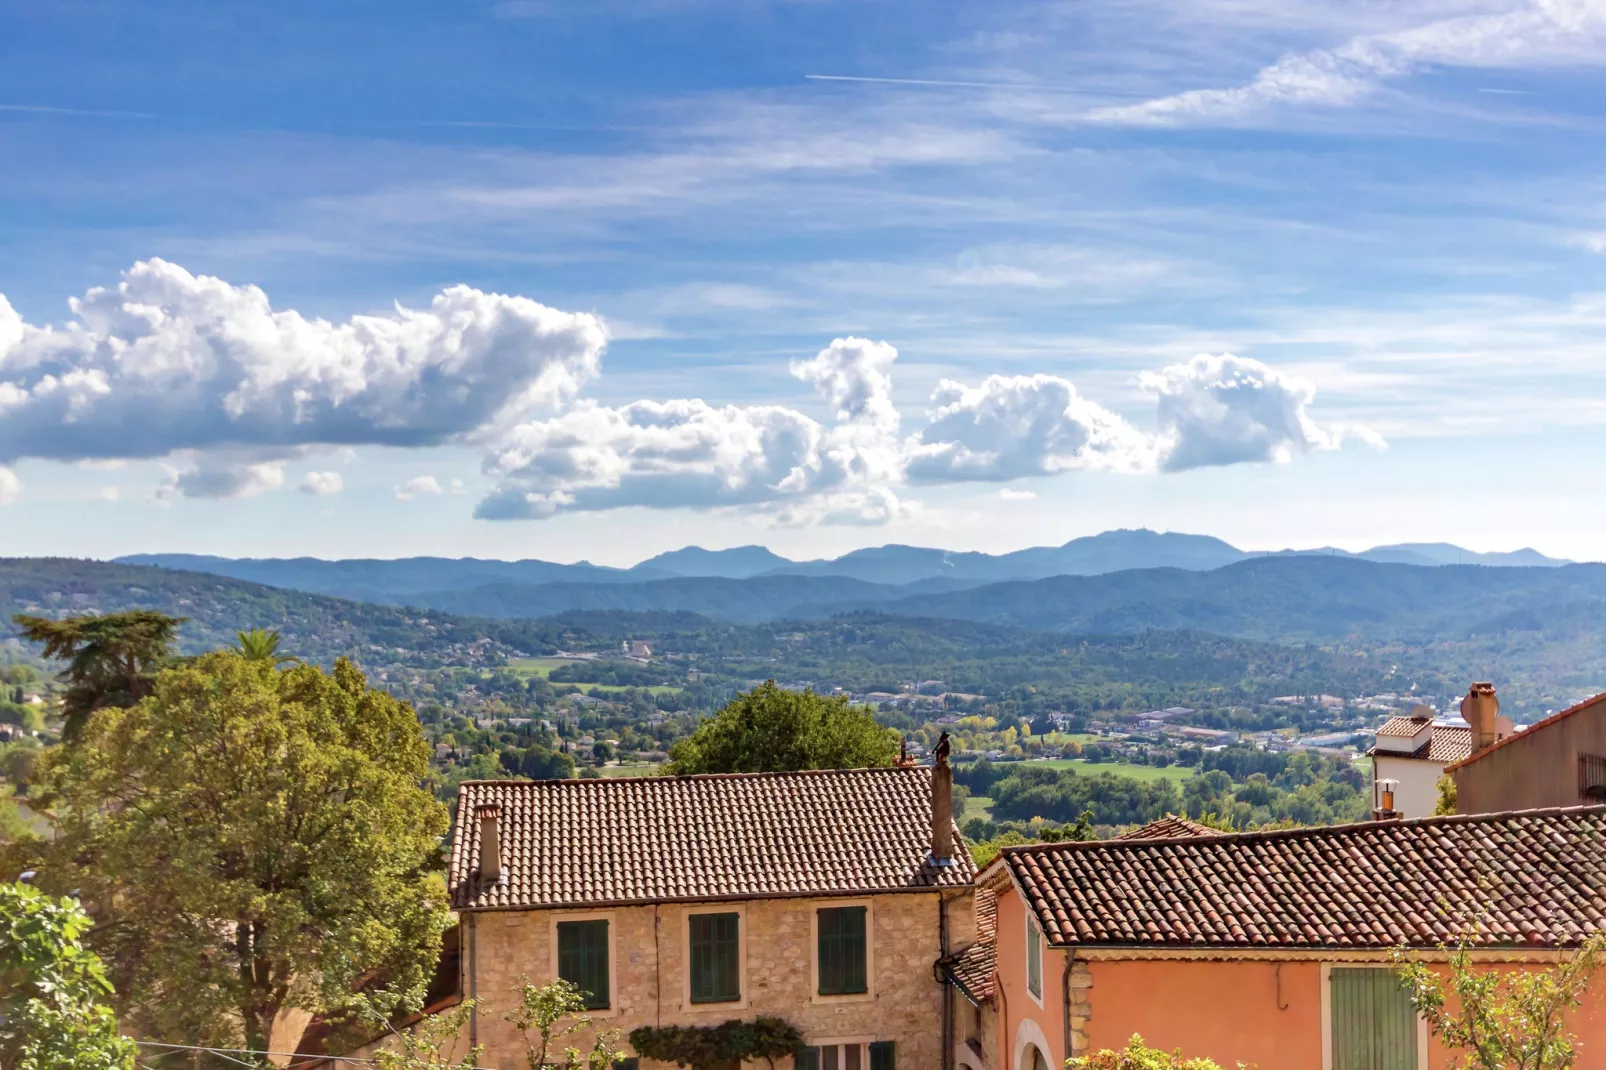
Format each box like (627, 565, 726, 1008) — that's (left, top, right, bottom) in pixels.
(962, 806, 1606, 1070)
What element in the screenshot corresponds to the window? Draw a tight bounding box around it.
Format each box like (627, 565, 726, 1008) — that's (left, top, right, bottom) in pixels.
(797, 1042, 892, 1070)
(1329, 967, 1419, 1070)
(556, 919, 610, 1010)
(817, 906, 868, 995)
(1026, 914, 1043, 1000)
(688, 911, 741, 1004)
(1580, 754, 1606, 801)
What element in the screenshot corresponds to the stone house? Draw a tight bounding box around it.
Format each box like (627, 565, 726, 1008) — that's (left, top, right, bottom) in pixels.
(969, 806, 1606, 1069)
(449, 763, 976, 1069)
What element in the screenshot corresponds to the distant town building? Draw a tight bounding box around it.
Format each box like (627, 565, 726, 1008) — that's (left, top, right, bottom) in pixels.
(1369, 705, 1475, 818)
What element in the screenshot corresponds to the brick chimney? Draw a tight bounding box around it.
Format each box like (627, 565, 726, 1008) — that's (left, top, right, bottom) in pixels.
(476, 803, 503, 885)
(1461, 682, 1500, 755)
(931, 732, 954, 865)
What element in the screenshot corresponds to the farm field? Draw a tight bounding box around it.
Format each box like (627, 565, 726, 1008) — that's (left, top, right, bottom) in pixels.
(505, 657, 684, 696)
(602, 763, 660, 778)
(1021, 758, 1197, 783)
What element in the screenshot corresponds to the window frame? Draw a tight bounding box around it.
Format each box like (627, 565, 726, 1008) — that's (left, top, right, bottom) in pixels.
(548, 911, 617, 1018)
(799, 1037, 880, 1070)
(684, 905, 746, 1009)
(1025, 911, 1044, 1006)
(1319, 962, 1428, 1070)
(811, 899, 875, 1003)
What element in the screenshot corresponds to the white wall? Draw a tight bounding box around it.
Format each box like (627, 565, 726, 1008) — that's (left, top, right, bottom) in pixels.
(1373, 755, 1446, 818)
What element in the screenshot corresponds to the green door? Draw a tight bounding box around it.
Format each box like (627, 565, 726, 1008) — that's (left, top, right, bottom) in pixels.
(1331, 968, 1418, 1070)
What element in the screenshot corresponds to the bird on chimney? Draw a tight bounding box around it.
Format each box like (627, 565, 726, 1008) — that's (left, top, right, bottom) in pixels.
(934, 731, 951, 766)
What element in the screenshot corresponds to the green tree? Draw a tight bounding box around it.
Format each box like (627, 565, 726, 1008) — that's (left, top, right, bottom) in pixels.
(667, 681, 897, 774)
(13, 610, 185, 738)
(22, 651, 452, 1057)
(230, 628, 302, 667)
(0, 881, 137, 1070)
(353, 990, 482, 1070)
(1068, 1033, 1234, 1069)
(506, 977, 628, 1070)
(1435, 774, 1458, 816)
(1392, 935, 1606, 1070)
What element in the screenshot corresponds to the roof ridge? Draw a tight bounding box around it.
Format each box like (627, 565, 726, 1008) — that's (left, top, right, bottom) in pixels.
(458, 765, 929, 787)
(1000, 802, 1606, 855)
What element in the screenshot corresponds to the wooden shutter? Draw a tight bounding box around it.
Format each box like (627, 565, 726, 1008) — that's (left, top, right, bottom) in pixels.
(1330, 967, 1419, 1070)
(689, 911, 741, 1003)
(1026, 915, 1043, 999)
(556, 919, 610, 1010)
(869, 1040, 895, 1070)
(818, 906, 868, 995)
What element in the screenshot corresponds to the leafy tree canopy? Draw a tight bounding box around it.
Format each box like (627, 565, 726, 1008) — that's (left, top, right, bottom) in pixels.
(230, 627, 301, 667)
(667, 681, 897, 774)
(12, 610, 185, 738)
(19, 651, 452, 1056)
(0, 880, 136, 1070)
(1069, 1034, 1232, 1070)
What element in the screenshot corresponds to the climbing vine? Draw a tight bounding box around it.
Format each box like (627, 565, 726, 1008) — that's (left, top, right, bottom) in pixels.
(627, 1017, 803, 1069)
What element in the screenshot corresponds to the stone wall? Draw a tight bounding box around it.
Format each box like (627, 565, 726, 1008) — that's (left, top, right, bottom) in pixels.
(465, 890, 967, 1069)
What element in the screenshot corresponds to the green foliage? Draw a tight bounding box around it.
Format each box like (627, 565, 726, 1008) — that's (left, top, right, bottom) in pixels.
(23, 651, 452, 1055)
(667, 681, 897, 774)
(1392, 935, 1606, 1070)
(505, 977, 628, 1070)
(230, 627, 301, 666)
(1435, 774, 1458, 816)
(353, 990, 482, 1070)
(13, 609, 184, 738)
(0, 881, 136, 1070)
(627, 1017, 803, 1069)
(1068, 1033, 1237, 1069)
(969, 829, 1035, 868)
(991, 766, 1184, 827)
(0, 701, 44, 733)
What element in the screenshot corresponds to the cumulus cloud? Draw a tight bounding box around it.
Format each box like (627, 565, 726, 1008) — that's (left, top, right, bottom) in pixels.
(906, 374, 1154, 482)
(396, 474, 443, 501)
(157, 459, 287, 501)
(298, 470, 343, 495)
(1092, 0, 1606, 126)
(0, 259, 606, 464)
(1140, 353, 1373, 472)
(0, 466, 19, 505)
(478, 337, 910, 523)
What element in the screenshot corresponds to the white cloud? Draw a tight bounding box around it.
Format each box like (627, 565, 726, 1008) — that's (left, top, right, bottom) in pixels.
(1091, 0, 1606, 126)
(0, 466, 19, 505)
(396, 474, 443, 501)
(998, 488, 1036, 501)
(478, 337, 911, 524)
(298, 470, 343, 495)
(0, 259, 606, 464)
(156, 459, 287, 501)
(97, 485, 120, 502)
(1140, 353, 1378, 471)
(907, 374, 1155, 482)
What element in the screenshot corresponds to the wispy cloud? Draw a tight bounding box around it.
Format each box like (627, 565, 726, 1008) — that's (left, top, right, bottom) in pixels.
(0, 103, 153, 119)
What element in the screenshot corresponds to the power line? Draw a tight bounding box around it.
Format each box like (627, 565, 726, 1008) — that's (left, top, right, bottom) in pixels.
(134, 1040, 505, 1069)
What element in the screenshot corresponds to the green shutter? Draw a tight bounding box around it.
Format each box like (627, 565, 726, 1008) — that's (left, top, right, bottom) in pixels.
(557, 919, 610, 1010)
(689, 912, 741, 1003)
(797, 1048, 820, 1070)
(817, 906, 868, 995)
(1331, 968, 1418, 1070)
(869, 1040, 895, 1070)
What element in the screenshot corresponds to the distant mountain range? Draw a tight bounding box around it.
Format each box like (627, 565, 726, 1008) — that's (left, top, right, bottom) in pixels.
(117, 528, 1569, 605)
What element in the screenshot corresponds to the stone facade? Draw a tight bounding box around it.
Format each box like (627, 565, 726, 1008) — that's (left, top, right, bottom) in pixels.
(1067, 958, 1092, 1058)
(463, 889, 970, 1069)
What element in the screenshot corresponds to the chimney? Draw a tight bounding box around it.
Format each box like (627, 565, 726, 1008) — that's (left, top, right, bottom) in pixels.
(1372, 777, 1401, 821)
(476, 803, 503, 885)
(931, 732, 954, 865)
(1461, 682, 1500, 755)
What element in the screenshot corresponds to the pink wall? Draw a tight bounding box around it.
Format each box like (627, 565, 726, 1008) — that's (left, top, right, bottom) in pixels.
(991, 884, 1064, 1069)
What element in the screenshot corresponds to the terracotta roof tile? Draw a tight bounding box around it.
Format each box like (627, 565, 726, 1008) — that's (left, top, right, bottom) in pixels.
(1371, 717, 1472, 763)
(1001, 806, 1606, 950)
(1117, 815, 1216, 840)
(450, 767, 975, 910)
(939, 886, 998, 1002)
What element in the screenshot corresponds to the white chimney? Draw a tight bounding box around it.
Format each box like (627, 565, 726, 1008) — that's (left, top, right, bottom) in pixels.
(476, 803, 503, 885)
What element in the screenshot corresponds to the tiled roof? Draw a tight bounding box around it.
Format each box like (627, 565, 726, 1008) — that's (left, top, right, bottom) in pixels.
(1371, 718, 1472, 763)
(1447, 690, 1606, 772)
(450, 767, 975, 910)
(938, 887, 998, 1003)
(999, 806, 1606, 950)
(1116, 815, 1215, 840)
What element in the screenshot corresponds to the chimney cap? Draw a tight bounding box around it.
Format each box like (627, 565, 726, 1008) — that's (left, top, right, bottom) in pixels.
(474, 803, 502, 819)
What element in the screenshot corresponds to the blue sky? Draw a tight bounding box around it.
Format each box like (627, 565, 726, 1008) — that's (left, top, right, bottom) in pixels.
(3, 0, 1606, 565)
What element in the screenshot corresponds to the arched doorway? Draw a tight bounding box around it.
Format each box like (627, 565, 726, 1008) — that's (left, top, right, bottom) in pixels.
(1025, 1044, 1050, 1070)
